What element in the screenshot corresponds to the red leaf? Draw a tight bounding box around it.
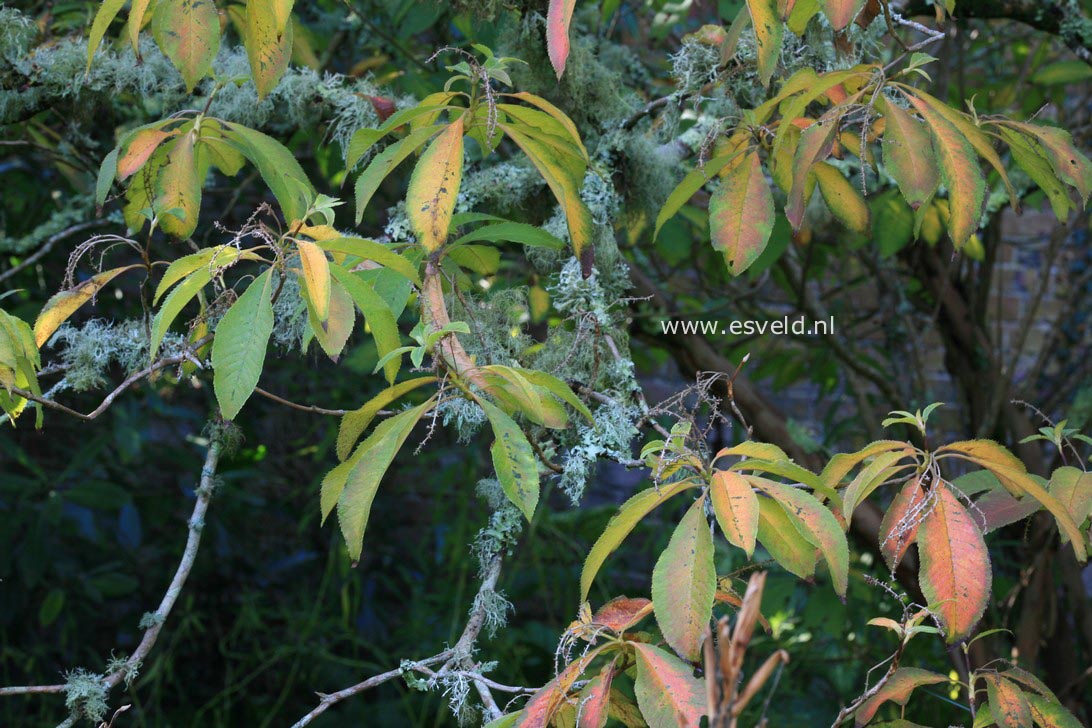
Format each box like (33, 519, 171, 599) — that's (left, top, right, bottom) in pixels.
(631, 643, 706, 727)
(917, 486, 991, 643)
(577, 659, 616, 728)
(854, 668, 947, 726)
(547, 0, 577, 79)
(823, 0, 867, 31)
(592, 597, 653, 633)
(879, 478, 927, 571)
(366, 95, 397, 123)
(519, 646, 607, 727)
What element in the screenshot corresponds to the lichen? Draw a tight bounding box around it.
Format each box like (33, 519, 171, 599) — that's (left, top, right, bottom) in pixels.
(48, 320, 169, 393)
(62, 668, 107, 724)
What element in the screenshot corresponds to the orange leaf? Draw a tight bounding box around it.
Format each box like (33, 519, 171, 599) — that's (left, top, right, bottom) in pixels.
(917, 486, 991, 642)
(882, 100, 940, 210)
(151, 0, 221, 93)
(546, 0, 577, 79)
(822, 0, 867, 31)
(904, 93, 985, 249)
(985, 674, 1033, 728)
(854, 668, 947, 726)
(710, 469, 759, 557)
(520, 646, 607, 727)
(407, 116, 465, 252)
(651, 497, 717, 661)
(592, 597, 653, 633)
(118, 129, 173, 180)
(710, 150, 775, 275)
(577, 659, 616, 728)
(297, 240, 331, 322)
(631, 643, 705, 727)
(879, 478, 926, 571)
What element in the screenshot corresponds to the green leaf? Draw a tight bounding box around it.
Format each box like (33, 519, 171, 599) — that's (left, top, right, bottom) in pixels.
(345, 103, 455, 170)
(316, 237, 421, 286)
(651, 496, 716, 661)
(655, 149, 746, 238)
(334, 399, 436, 560)
(999, 128, 1072, 220)
(756, 495, 819, 579)
(499, 123, 594, 272)
(882, 100, 941, 210)
(151, 0, 221, 92)
(154, 245, 249, 304)
(337, 377, 438, 461)
(87, 0, 127, 71)
(222, 122, 315, 224)
(514, 369, 594, 424)
(480, 399, 540, 520)
(754, 479, 848, 596)
(211, 269, 275, 420)
(1031, 60, 1092, 86)
(580, 479, 701, 602)
(328, 264, 402, 384)
(710, 150, 775, 275)
(149, 265, 211, 359)
(786, 115, 840, 230)
(1024, 692, 1083, 728)
(95, 146, 120, 207)
(354, 125, 444, 224)
(452, 221, 565, 250)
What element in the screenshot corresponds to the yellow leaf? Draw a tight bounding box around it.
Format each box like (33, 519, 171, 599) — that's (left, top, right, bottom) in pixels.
(129, 0, 154, 56)
(813, 161, 870, 234)
(710, 150, 775, 275)
(151, 0, 221, 93)
(87, 0, 127, 71)
(296, 240, 331, 322)
(245, 0, 294, 100)
(746, 0, 783, 87)
(156, 132, 202, 239)
(406, 116, 465, 252)
(34, 266, 142, 348)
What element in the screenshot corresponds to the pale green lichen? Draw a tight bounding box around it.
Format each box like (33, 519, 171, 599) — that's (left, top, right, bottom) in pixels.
(62, 668, 108, 724)
(48, 320, 176, 393)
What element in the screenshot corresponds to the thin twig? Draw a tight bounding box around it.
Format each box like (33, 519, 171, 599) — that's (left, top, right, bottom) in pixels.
(0, 222, 106, 285)
(252, 387, 348, 416)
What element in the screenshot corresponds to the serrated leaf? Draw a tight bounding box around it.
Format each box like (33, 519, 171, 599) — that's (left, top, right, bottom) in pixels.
(150, 265, 211, 359)
(452, 221, 565, 250)
(337, 377, 436, 461)
(223, 122, 315, 224)
(546, 0, 577, 79)
(1009, 123, 1092, 204)
(156, 132, 201, 238)
(577, 659, 615, 728)
(480, 399, 540, 520)
(304, 277, 354, 359)
(786, 116, 840, 230)
(592, 597, 653, 632)
(316, 237, 421, 286)
(153, 245, 248, 304)
(917, 485, 991, 642)
(842, 450, 915, 520)
(118, 129, 173, 180)
(652, 497, 716, 661)
(328, 264, 401, 384)
(710, 469, 759, 557)
(903, 94, 983, 248)
(813, 161, 870, 234)
(710, 150, 775, 275)
(580, 479, 700, 602)
(151, 0, 221, 92)
(882, 101, 941, 210)
(631, 643, 705, 727)
(501, 92, 589, 160)
(755, 479, 848, 596)
(354, 125, 443, 224)
(129, 0, 154, 55)
(34, 266, 141, 348)
(519, 646, 608, 727)
(854, 668, 947, 726)
(296, 240, 331, 322)
(879, 478, 927, 571)
(998, 127, 1072, 221)
(245, 0, 294, 100)
(211, 269, 274, 420)
(1048, 466, 1092, 540)
(823, 0, 866, 30)
(407, 117, 465, 252)
(87, 0, 127, 71)
(1024, 692, 1083, 728)
(96, 146, 120, 207)
(655, 148, 748, 238)
(334, 399, 435, 559)
(984, 675, 1032, 728)
(499, 123, 594, 273)
(756, 495, 819, 579)
(746, 0, 783, 87)
(821, 440, 914, 489)
(510, 369, 594, 424)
